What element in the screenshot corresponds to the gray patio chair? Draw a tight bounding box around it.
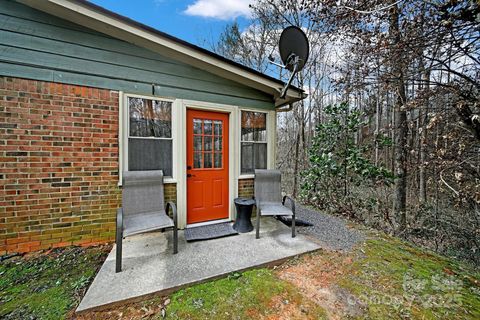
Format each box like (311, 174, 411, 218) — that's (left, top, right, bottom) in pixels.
(116, 170, 178, 273)
(254, 169, 295, 239)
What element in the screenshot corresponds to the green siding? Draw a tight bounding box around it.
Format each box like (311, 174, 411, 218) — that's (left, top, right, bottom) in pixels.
(0, 0, 275, 109)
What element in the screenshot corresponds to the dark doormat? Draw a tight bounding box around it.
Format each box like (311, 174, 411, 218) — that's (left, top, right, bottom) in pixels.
(185, 222, 238, 242)
(276, 216, 314, 227)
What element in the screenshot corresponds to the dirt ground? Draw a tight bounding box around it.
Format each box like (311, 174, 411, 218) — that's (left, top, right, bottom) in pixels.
(275, 252, 363, 320)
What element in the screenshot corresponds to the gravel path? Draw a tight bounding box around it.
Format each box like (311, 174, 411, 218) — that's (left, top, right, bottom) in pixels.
(294, 204, 364, 251)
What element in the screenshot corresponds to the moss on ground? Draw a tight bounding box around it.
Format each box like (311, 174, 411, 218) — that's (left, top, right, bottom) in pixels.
(0, 246, 109, 320)
(338, 234, 480, 319)
(1, 231, 479, 320)
(164, 269, 327, 320)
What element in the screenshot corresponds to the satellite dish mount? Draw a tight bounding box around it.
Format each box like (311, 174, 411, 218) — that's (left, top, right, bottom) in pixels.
(270, 26, 310, 99)
(280, 53, 301, 98)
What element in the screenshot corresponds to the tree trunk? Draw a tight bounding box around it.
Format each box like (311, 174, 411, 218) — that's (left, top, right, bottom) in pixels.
(391, 99, 395, 173)
(419, 69, 430, 203)
(390, 3, 408, 234)
(375, 66, 381, 166)
(394, 92, 408, 234)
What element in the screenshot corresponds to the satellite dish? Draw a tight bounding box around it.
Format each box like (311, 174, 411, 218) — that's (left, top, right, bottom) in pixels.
(279, 26, 309, 72)
(273, 26, 309, 99)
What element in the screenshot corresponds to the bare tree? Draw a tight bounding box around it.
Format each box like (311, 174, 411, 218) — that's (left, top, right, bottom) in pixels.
(210, 0, 480, 264)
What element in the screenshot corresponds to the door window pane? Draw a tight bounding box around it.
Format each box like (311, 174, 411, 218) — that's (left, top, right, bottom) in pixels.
(194, 136, 202, 151)
(214, 152, 222, 168)
(204, 153, 212, 168)
(214, 121, 222, 135)
(204, 120, 212, 135)
(194, 152, 202, 168)
(214, 137, 222, 151)
(193, 119, 202, 134)
(204, 136, 212, 151)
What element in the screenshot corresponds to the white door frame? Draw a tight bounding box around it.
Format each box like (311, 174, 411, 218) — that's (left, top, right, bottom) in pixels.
(176, 99, 239, 229)
(119, 93, 276, 229)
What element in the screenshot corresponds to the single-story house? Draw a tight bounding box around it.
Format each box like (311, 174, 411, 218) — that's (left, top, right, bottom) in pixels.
(0, 0, 305, 255)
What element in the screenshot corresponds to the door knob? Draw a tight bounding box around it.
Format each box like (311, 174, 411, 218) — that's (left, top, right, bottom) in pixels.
(187, 173, 196, 178)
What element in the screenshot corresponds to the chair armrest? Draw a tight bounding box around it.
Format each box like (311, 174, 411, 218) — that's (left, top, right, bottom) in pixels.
(116, 208, 123, 231)
(166, 202, 178, 227)
(282, 195, 295, 215)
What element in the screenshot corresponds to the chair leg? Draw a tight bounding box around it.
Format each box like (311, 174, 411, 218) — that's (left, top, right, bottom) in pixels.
(291, 214, 296, 238)
(256, 209, 261, 239)
(167, 201, 178, 254)
(173, 226, 178, 254)
(115, 229, 123, 273)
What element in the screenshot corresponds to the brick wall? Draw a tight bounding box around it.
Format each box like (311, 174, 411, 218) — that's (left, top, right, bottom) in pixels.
(238, 178, 254, 198)
(164, 183, 177, 204)
(0, 77, 121, 255)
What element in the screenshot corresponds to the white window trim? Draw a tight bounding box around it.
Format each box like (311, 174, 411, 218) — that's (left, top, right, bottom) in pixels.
(118, 92, 178, 186)
(119, 93, 277, 229)
(238, 108, 276, 178)
(238, 174, 255, 180)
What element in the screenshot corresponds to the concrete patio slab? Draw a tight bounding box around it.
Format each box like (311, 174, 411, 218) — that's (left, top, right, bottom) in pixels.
(76, 217, 321, 312)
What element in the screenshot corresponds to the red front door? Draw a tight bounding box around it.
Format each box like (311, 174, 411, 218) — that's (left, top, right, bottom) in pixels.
(186, 109, 229, 224)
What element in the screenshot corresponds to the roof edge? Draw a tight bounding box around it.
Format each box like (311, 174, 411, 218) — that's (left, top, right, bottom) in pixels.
(17, 0, 305, 106)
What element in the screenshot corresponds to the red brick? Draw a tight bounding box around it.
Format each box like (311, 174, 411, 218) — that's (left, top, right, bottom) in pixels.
(0, 76, 122, 255)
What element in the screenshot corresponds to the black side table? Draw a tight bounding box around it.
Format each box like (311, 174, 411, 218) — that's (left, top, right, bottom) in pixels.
(232, 197, 256, 233)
